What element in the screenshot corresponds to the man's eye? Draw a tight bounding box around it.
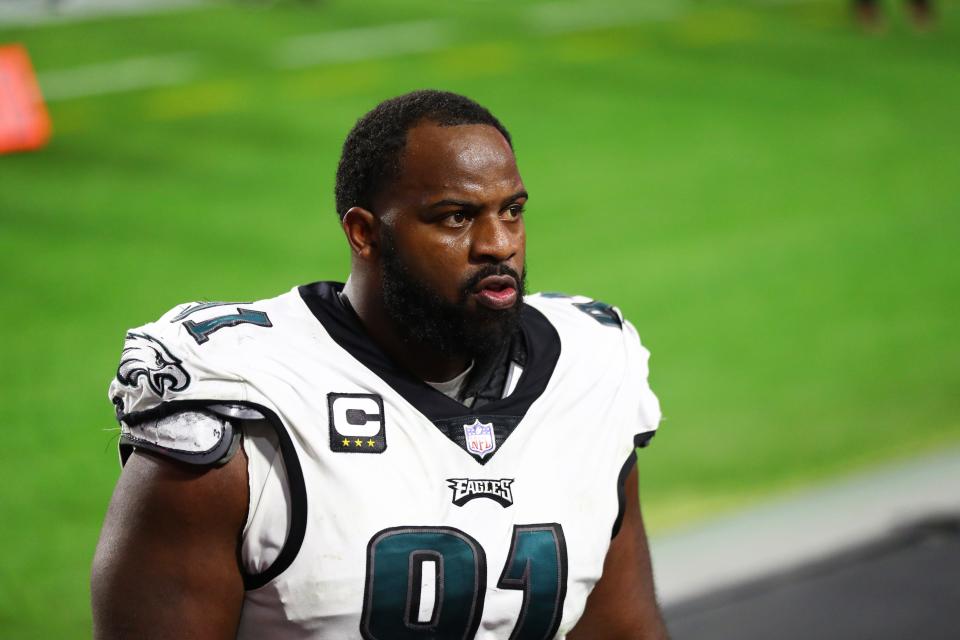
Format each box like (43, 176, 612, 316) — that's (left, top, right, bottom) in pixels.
(506, 204, 525, 218)
(447, 211, 467, 225)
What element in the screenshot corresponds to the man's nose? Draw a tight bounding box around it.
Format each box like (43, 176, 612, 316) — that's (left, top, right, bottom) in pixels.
(470, 213, 520, 263)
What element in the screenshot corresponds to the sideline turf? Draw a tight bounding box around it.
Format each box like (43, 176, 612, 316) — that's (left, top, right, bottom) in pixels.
(1, 1, 958, 636)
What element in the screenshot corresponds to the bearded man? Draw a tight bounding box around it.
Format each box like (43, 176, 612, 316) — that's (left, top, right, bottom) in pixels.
(92, 90, 668, 640)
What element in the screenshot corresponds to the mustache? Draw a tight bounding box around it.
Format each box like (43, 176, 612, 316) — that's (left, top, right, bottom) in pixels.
(461, 264, 523, 294)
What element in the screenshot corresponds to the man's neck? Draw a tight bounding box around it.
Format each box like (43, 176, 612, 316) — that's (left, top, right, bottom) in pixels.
(341, 279, 471, 382)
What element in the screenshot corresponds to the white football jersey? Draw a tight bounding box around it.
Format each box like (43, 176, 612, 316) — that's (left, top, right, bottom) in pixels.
(107, 282, 661, 640)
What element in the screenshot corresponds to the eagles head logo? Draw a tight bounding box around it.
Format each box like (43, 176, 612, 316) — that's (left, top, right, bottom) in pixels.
(116, 332, 191, 397)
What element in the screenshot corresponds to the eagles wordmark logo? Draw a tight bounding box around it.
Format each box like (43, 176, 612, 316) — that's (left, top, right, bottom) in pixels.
(116, 332, 191, 396)
(447, 478, 515, 508)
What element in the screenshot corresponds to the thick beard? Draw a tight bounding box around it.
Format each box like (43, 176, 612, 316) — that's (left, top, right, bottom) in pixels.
(379, 227, 526, 363)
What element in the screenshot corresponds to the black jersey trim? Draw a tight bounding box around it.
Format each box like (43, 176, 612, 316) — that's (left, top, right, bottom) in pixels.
(298, 281, 561, 464)
(117, 399, 307, 591)
(635, 430, 656, 449)
(611, 450, 638, 539)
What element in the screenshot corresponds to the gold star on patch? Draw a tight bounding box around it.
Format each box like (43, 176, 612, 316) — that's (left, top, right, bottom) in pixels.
(355, 438, 363, 447)
(342, 438, 350, 447)
(367, 439, 375, 447)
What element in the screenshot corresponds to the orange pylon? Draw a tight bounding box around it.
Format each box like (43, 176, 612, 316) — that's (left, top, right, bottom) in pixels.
(0, 44, 52, 154)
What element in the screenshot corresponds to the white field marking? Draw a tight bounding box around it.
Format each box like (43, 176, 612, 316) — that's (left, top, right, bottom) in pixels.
(0, 0, 208, 28)
(650, 444, 960, 605)
(524, 0, 688, 34)
(748, 0, 832, 5)
(32, 0, 793, 103)
(274, 20, 452, 69)
(38, 53, 200, 101)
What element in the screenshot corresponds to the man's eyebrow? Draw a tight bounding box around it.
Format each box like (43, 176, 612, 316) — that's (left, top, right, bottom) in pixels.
(429, 198, 480, 209)
(428, 191, 529, 209)
(502, 190, 529, 206)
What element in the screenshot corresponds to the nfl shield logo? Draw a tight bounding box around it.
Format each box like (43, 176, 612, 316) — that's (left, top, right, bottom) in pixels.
(463, 419, 496, 459)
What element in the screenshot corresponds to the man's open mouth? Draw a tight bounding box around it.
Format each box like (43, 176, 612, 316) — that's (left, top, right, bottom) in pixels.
(472, 275, 518, 310)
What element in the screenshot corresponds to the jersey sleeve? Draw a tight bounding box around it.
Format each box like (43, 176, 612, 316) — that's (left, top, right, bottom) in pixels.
(620, 316, 662, 448)
(106, 302, 264, 466)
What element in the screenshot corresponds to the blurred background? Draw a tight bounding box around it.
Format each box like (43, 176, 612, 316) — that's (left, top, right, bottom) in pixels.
(1, 0, 958, 636)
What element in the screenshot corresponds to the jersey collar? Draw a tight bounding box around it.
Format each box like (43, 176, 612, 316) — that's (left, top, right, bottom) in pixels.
(298, 281, 561, 464)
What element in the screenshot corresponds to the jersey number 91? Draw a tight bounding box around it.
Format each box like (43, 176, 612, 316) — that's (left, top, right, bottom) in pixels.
(361, 524, 568, 640)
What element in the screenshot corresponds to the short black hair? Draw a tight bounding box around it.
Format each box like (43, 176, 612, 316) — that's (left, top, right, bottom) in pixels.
(334, 89, 512, 219)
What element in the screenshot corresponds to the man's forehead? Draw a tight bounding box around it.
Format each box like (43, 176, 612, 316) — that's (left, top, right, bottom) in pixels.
(393, 122, 523, 202)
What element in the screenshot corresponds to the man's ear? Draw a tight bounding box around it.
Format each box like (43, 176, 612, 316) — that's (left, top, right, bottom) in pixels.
(341, 207, 379, 260)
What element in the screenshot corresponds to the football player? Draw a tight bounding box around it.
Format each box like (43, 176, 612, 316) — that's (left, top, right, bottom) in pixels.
(92, 90, 668, 639)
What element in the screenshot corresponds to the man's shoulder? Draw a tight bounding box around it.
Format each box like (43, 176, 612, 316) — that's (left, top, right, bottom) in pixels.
(525, 291, 627, 335)
(526, 292, 660, 435)
(120, 284, 327, 358)
(145, 287, 304, 339)
(107, 285, 317, 421)
(524, 291, 652, 366)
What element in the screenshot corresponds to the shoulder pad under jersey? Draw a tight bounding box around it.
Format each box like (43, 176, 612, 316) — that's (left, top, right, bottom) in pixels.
(107, 298, 278, 464)
(527, 291, 661, 446)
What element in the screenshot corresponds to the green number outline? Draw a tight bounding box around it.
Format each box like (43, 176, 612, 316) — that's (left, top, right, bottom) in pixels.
(361, 523, 568, 639)
(361, 526, 487, 640)
(498, 523, 569, 640)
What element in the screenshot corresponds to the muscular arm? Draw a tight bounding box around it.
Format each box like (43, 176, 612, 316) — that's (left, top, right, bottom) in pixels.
(568, 464, 670, 640)
(91, 448, 249, 640)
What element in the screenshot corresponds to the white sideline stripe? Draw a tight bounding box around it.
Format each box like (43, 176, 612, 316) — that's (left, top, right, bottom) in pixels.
(524, 0, 687, 33)
(650, 445, 960, 605)
(38, 54, 200, 100)
(274, 20, 452, 68)
(0, 0, 208, 27)
(29, 0, 820, 103)
(750, 0, 831, 5)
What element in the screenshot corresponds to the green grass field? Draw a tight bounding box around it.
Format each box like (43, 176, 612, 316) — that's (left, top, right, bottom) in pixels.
(2, 0, 959, 635)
